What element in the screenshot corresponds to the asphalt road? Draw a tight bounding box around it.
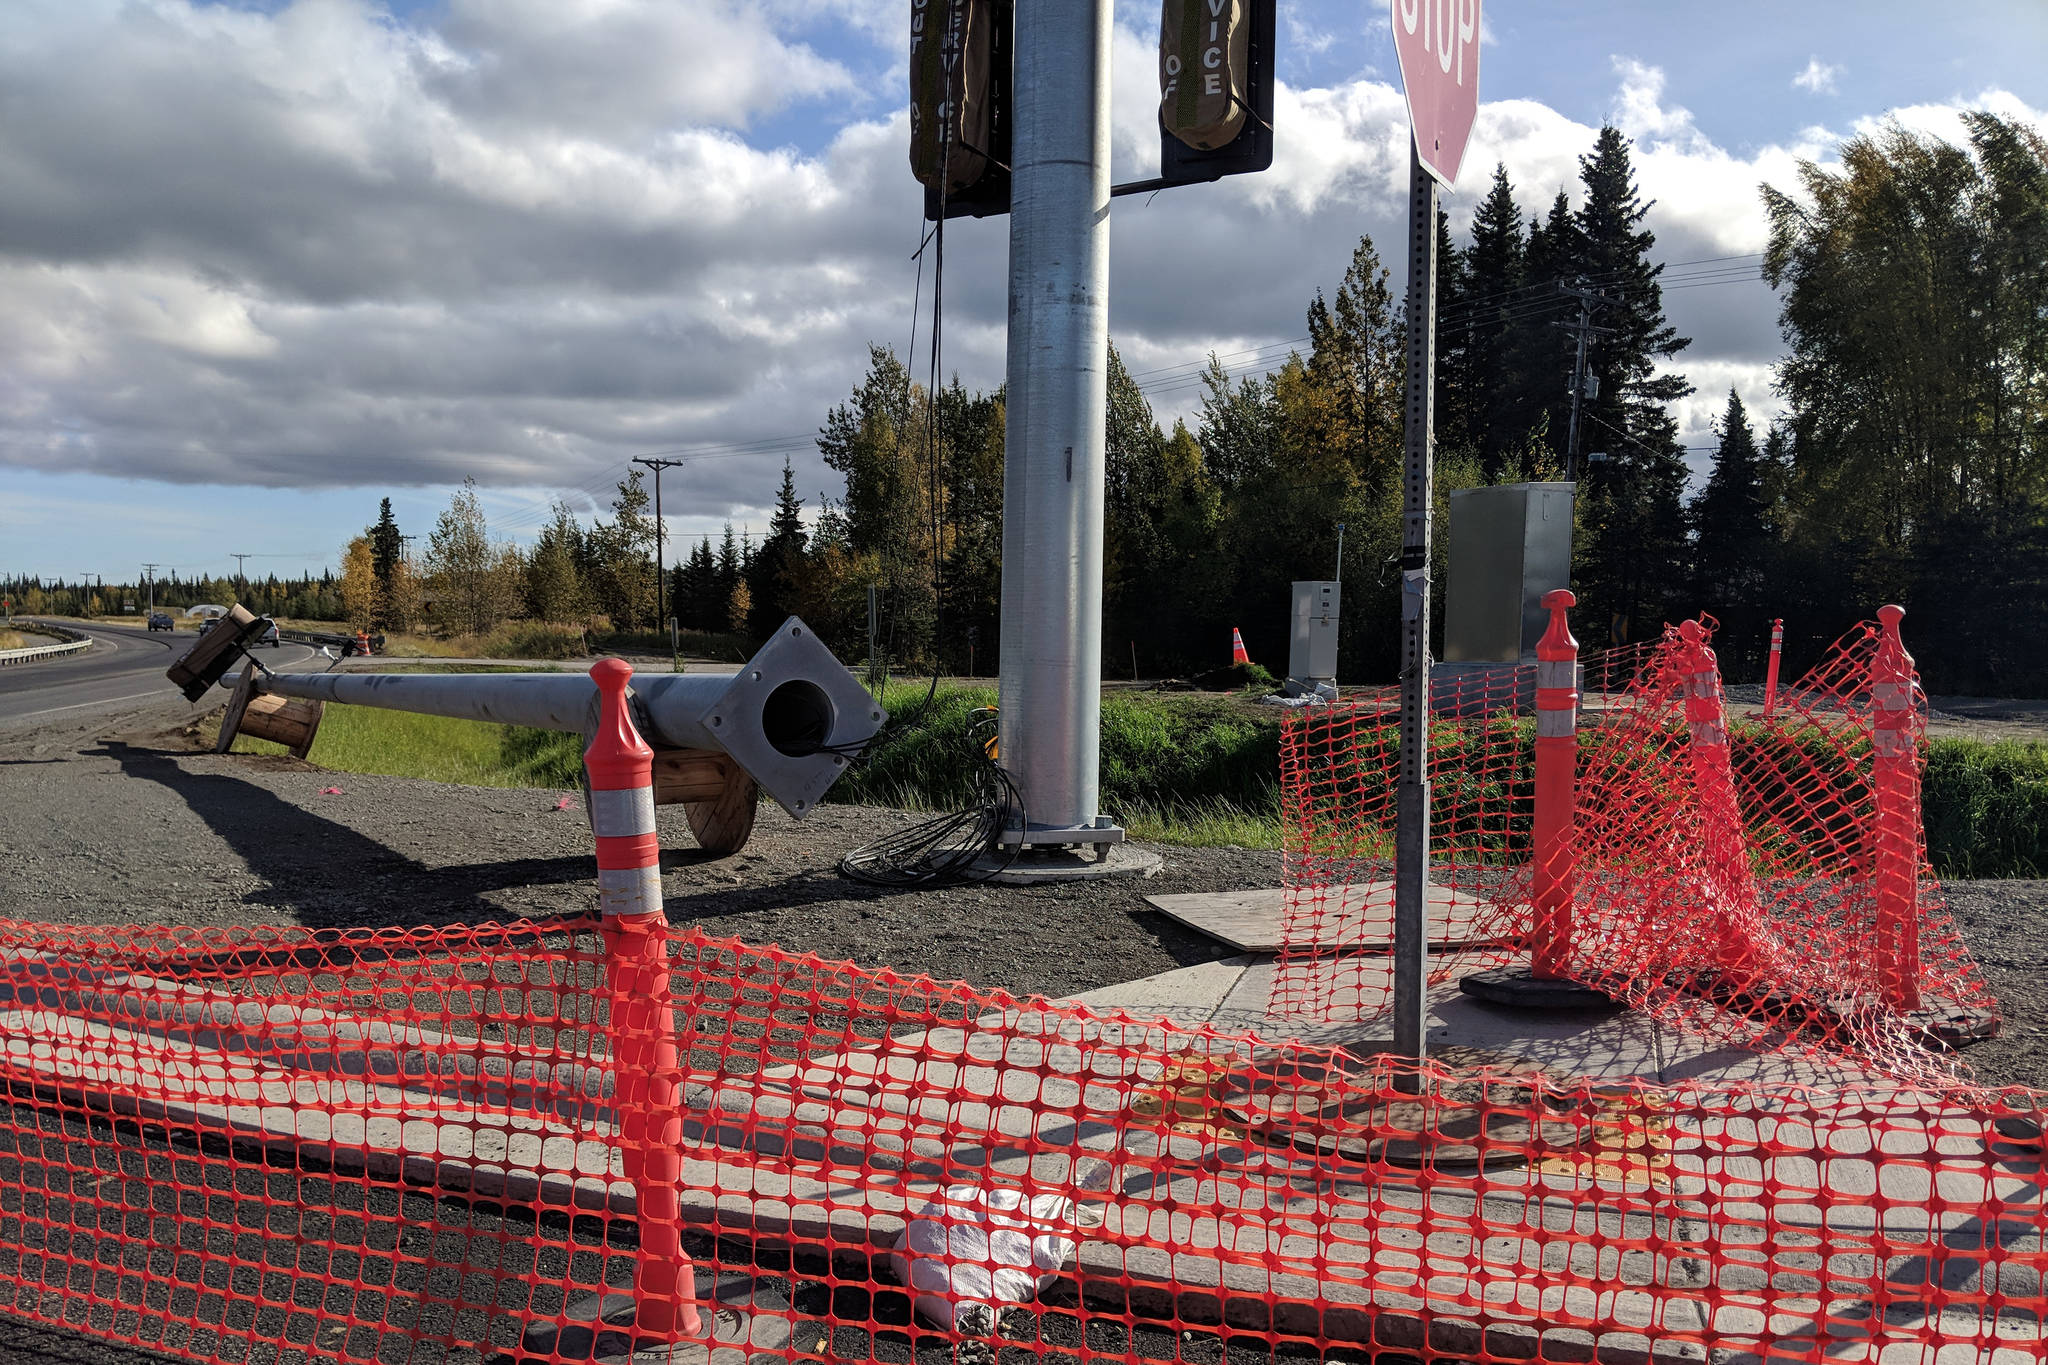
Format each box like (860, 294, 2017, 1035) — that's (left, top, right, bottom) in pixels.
(0, 620, 318, 733)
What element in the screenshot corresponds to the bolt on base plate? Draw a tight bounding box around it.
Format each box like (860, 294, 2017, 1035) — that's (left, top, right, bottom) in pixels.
(506, 1272, 819, 1365)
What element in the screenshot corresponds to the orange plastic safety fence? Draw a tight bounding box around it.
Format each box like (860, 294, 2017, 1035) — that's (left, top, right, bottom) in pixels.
(1273, 614, 1998, 1083)
(1559, 616, 1997, 1081)
(0, 914, 2040, 1364)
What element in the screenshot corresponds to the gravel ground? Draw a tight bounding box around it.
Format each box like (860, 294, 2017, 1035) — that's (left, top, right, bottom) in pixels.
(0, 705, 1268, 1003)
(0, 697, 2041, 1365)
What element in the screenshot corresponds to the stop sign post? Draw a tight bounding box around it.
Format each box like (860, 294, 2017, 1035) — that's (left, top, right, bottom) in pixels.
(1389, 0, 1480, 1088)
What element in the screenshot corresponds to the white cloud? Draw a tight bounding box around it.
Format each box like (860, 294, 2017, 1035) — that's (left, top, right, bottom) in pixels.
(1792, 58, 1841, 95)
(0, 1, 2039, 528)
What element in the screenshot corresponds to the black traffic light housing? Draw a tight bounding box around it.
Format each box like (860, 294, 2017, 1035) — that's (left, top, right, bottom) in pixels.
(923, 0, 1013, 222)
(923, 0, 1273, 221)
(1153, 0, 1275, 190)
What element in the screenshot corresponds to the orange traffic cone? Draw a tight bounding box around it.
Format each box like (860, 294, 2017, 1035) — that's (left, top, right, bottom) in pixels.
(1231, 627, 1250, 666)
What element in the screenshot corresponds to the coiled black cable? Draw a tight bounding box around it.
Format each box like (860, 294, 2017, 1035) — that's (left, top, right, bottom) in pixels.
(838, 707, 1024, 887)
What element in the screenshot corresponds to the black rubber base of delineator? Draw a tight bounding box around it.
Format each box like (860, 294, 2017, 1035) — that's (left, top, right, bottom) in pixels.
(507, 1273, 816, 1365)
(1682, 970, 2000, 1051)
(1458, 966, 1616, 1011)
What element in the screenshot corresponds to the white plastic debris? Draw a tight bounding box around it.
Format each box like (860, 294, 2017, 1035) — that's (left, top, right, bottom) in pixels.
(887, 1184, 1077, 1334)
(886, 1161, 1113, 1334)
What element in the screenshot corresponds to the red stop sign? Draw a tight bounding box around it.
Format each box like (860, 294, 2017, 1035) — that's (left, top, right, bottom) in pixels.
(1390, 0, 1481, 187)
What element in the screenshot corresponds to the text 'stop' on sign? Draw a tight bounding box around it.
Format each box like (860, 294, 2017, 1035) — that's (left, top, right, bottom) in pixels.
(1390, 0, 1480, 187)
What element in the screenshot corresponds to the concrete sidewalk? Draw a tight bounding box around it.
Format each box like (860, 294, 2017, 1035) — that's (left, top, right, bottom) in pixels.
(3, 945, 2038, 1365)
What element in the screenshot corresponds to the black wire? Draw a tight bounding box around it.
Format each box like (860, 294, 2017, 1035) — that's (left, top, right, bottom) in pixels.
(839, 709, 1023, 887)
(835, 3, 1022, 888)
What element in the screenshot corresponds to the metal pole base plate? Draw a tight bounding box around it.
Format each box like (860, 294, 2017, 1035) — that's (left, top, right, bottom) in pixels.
(1459, 965, 1615, 1012)
(508, 1273, 816, 1365)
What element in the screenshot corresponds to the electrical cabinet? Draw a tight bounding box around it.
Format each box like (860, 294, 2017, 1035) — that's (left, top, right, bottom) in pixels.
(1444, 483, 1575, 664)
(1289, 580, 1339, 687)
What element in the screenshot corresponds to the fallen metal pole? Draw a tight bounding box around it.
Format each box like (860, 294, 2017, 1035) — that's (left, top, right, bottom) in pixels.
(222, 617, 883, 817)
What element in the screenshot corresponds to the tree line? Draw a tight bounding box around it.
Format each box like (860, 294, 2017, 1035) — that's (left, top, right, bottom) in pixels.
(755, 113, 2047, 692)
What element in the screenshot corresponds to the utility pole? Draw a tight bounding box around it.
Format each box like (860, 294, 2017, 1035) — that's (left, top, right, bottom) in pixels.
(632, 457, 686, 640)
(231, 553, 251, 597)
(996, 0, 1119, 850)
(1553, 280, 1614, 482)
(142, 563, 159, 613)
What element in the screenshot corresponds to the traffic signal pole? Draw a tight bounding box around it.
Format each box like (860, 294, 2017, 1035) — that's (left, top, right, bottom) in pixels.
(996, 0, 1119, 847)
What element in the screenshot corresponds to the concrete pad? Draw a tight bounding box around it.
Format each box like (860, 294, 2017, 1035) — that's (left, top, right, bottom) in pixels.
(1147, 882, 1508, 952)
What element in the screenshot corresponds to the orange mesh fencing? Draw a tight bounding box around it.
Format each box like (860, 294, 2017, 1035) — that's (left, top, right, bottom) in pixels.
(1555, 614, 1998, 1079)
(0, 914, 2042, 1364)
(1273, 612, 1998, 1081)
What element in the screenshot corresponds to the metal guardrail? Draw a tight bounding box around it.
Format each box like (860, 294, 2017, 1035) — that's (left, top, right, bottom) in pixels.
(276, 627, 386, 653)
(0, 620, 91, 666)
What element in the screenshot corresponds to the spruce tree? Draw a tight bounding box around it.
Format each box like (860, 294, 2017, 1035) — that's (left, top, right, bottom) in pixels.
(1567, 127, 1693, 641)
(1432, 207, 1474, 458)
(748, 458, 809, 634)
(1690, 390, 1772, 672)
(1512, 189, 1585, 459)
(1459, 164, 1527, 474)
(365, 498, 404, 626)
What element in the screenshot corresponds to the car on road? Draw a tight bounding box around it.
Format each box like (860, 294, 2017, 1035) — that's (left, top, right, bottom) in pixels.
(257, 618, 281, 647)
(147, 612, 174, 631)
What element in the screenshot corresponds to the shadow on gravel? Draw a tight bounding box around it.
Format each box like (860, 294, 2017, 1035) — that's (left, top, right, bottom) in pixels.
(94, 741, 595, 931)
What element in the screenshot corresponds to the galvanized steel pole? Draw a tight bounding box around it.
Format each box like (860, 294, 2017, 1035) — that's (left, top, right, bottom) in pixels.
(1393, 143, 1438, 1087)
(996, 0, 1116, 844)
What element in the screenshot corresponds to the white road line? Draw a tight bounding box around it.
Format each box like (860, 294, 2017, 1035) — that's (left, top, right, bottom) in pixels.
(13, 689, 170, 720)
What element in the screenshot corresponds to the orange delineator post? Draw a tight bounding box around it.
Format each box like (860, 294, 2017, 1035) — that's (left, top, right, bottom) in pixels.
(1762, 617, 1785, 718)
(586, 657, 702, 1340)
(1869, 604, 1922, 1012)
(1674, 619, 1761, 973)
(1530, 590, 1579, 979)
(1231, 627, 1250, 666)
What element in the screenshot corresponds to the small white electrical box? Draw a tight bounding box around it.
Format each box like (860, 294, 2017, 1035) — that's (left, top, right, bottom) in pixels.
(1288, 580, 1339, 691)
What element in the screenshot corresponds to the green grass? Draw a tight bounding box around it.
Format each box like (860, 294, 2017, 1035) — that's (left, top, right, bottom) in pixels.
(1924, 738, 2048, 877)
(205, 686, 2048, 872)
(214, 706, 584, 789)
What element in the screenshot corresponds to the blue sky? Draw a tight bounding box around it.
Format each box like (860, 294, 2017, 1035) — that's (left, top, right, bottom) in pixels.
(2, 0, 2042, 586)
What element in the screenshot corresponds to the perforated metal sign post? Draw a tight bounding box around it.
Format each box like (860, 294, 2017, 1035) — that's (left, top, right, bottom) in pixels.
(1390, 0, 1479, 1084)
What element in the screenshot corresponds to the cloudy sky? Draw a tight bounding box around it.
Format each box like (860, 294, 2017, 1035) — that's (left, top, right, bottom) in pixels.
(2, 0, 2042, 584)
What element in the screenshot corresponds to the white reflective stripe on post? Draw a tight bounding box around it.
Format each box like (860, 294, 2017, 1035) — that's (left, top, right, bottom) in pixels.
(1536, 711, 1575, 738)
(1688, 720, 1728, 747)
(1535, 661, 1575, 691)
(598, 865, 664, 916)
(590, 786, 658, 839)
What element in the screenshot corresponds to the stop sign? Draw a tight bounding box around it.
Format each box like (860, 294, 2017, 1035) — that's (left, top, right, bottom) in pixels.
(1390, 0, 1481, 187)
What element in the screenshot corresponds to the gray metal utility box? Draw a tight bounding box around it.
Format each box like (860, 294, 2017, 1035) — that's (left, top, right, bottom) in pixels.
(1288, 580, 1339, 689)
(1444, 483, 1574, 664)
